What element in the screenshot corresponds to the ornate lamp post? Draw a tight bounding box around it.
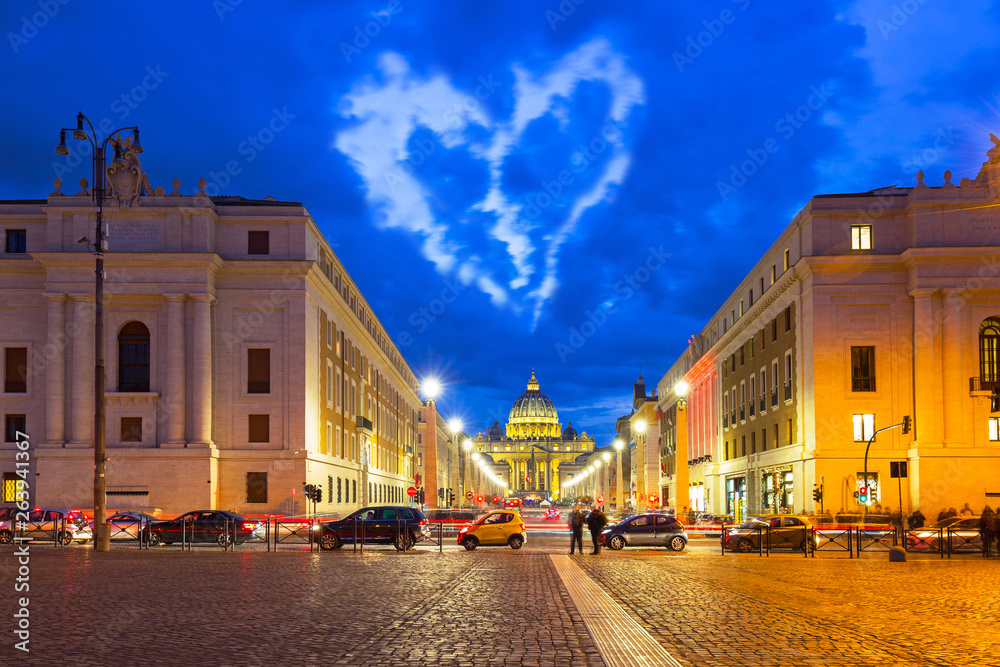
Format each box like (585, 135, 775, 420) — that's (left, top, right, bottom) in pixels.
(56, 113, 143, 552)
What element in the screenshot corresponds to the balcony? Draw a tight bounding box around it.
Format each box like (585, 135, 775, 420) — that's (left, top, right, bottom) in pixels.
(969, 377, 998, 393)
(356, 415, 374, 435)
(4, 380, 26, 393)
(770, 389, 778, 408)
(784, 381, 792, 401)
(247, 381, 270, 394)
(117, 379, 149, 392)
(851, 377, 876, 392)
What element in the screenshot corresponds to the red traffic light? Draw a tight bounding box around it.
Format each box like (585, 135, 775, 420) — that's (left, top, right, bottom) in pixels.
(597, 496, 604, 503)
(476, 495, 483, 502)
(492, 496, 498, 503)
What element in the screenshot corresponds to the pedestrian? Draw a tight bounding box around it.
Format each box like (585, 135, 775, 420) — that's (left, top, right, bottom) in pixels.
(568, 505, 584, 555)
(909, 508, 925, 529)
(960, 503, 974, 516)
(980, 506, 995, 556)
(947, 507, 958, 518)
(587, 505, 608, 554)
(937, 508, 948, 522)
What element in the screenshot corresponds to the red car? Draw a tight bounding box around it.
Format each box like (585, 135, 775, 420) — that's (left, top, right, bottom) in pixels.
(543, 508, 561, 520)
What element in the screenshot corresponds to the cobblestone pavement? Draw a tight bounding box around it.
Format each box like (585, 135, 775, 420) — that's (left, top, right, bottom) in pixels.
(0, 542, 996, 666)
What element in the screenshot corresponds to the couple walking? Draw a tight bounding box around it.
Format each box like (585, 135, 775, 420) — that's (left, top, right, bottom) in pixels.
(569, 505, 607, 554)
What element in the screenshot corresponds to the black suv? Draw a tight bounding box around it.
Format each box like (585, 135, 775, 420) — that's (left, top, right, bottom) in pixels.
(315, 505, 430, 551)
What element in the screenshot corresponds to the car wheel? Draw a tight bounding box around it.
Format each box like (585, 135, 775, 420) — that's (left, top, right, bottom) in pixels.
(609, 535, 626, 551)
(395, 532, 414, 552)
(146, 532, 162, 546)
(669, 535, 686, 551)
(319, 533, 340, 551)
(59, 531, 73, 546)
(217, 532, 234, 547)
(0, 529, 12, 544)
(736, 538, 754, 553)
(508, 534, 524, 550)
(462, 536, 478, 551)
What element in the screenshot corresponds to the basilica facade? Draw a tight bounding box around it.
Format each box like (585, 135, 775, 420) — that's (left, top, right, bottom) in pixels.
(471, 372, 595, 500)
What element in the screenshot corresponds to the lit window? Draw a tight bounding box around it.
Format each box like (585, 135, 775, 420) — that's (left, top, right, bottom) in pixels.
(853, 414, 874, 442)
(851, 225, 872, 250)
(990, 417, 1000, 441)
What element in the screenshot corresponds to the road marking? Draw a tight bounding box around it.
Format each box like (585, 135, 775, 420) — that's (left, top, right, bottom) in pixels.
(550, 555, 684, 667)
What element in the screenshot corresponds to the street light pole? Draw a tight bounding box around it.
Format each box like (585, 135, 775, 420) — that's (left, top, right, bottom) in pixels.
(56, 113, 143, 552)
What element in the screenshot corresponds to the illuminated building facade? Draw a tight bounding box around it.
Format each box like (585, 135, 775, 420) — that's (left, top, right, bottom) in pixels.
(0, 179, 419, 516)
(662, 143, 1000, 520)
(471, 371, 595, 500)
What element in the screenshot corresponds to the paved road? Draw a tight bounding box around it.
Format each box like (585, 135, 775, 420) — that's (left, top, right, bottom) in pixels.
(0, 540, 996, 666)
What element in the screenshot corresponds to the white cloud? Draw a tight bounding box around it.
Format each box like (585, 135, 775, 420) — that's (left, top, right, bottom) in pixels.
(334, 39, 645, 326)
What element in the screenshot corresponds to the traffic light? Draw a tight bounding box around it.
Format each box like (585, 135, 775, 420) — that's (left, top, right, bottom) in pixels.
(858, 486, 868, 504)
(492, 496, 498, 504)
(902, 415, 911, 434)
(476, 495, 483, 503)
(449, 492, 456, 504)
(312, 486, 323, 503)
(418, 488, 425, 504)
(812, 485, 822, 502)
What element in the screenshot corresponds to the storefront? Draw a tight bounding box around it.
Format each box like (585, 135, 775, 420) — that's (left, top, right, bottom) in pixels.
(761, 466, 794, 514)
(726, 476, 746, 523)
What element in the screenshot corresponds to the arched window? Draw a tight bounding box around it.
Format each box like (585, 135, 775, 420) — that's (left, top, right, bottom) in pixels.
(118, 321, 150, 392)
(981, 318, 1000, 389)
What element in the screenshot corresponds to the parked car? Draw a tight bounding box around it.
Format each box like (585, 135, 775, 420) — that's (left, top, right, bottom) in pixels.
(146, 510, 264, 546)
(724, 515, 814, 552)
(0, 508, 93, 545)
(601, 513, 688, 551)
(695, 513, 733, 528)
(106, 511, 159, 541)
(316, 506, 430, 551)
(905, 516, 983, 552)
(457, 510, 526, 550)
(543, 508, 561, 520)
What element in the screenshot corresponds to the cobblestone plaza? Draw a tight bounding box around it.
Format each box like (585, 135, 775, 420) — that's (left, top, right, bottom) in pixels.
(1, 542, 996, 666)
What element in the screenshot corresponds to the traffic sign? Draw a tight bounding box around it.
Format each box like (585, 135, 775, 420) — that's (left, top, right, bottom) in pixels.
(407, 486, 416, 498)
(465, 491, 474, 500)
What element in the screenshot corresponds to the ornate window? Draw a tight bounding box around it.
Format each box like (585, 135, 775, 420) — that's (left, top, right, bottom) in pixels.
(979, 318, 1000, 389)
(117, 321, 150, 391)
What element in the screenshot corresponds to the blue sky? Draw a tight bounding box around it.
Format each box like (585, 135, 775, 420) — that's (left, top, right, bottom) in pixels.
(3, 1, 1000, 445)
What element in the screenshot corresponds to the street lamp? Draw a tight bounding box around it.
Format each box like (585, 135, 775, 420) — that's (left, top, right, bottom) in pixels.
(57, 112, 143, 552)
(614, 438, 624, 514)
(674, 380, 690, 517)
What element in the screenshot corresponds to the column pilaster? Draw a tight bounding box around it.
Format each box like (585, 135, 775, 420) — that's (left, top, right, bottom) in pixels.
(941, 290, 964, 444)
(190, 294, 214, 446)
(163, 294, 187, 446)
(43, 293, 66, 445)
(910, 288, 940, 444)
(69, 294, 94, 446)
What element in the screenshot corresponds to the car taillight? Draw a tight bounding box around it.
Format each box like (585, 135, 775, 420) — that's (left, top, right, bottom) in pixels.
(419, 519, 428, 525)
(242, 522, 256, 530)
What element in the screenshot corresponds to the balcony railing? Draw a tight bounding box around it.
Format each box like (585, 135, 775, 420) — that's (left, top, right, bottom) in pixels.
(4, 380, 26, 393)
(739, 407, 745, 421)
(748, 401, 755, 417)
(970, 377, 999, 393)
(730, 410, 736, 424)
(247, 381, 270, 393)
(356, 415, 374, 432)
(851, 377, 876, 392)
(117, 379, 149, 392)
(770, 389, 778, 408)
(784, 382, 792, 401)
(759, 394, 765, 412)
(722, 413, 728, 428)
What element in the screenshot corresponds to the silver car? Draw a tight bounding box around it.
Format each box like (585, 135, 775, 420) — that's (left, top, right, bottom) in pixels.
(0, 509, 93, 545)
(106, 511, 159, 541)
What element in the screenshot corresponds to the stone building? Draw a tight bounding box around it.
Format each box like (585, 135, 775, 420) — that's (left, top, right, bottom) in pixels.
(659, 142, 1000, 521)
(471, 371, 595, 501)
(0, 170, 419, 517)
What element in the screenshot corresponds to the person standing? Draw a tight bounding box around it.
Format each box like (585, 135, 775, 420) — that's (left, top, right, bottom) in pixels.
(587, 505, 608, 554)
(980, 506, 995, 556)
(960, 503, 974, 516)
(569, 506, 584, 555)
